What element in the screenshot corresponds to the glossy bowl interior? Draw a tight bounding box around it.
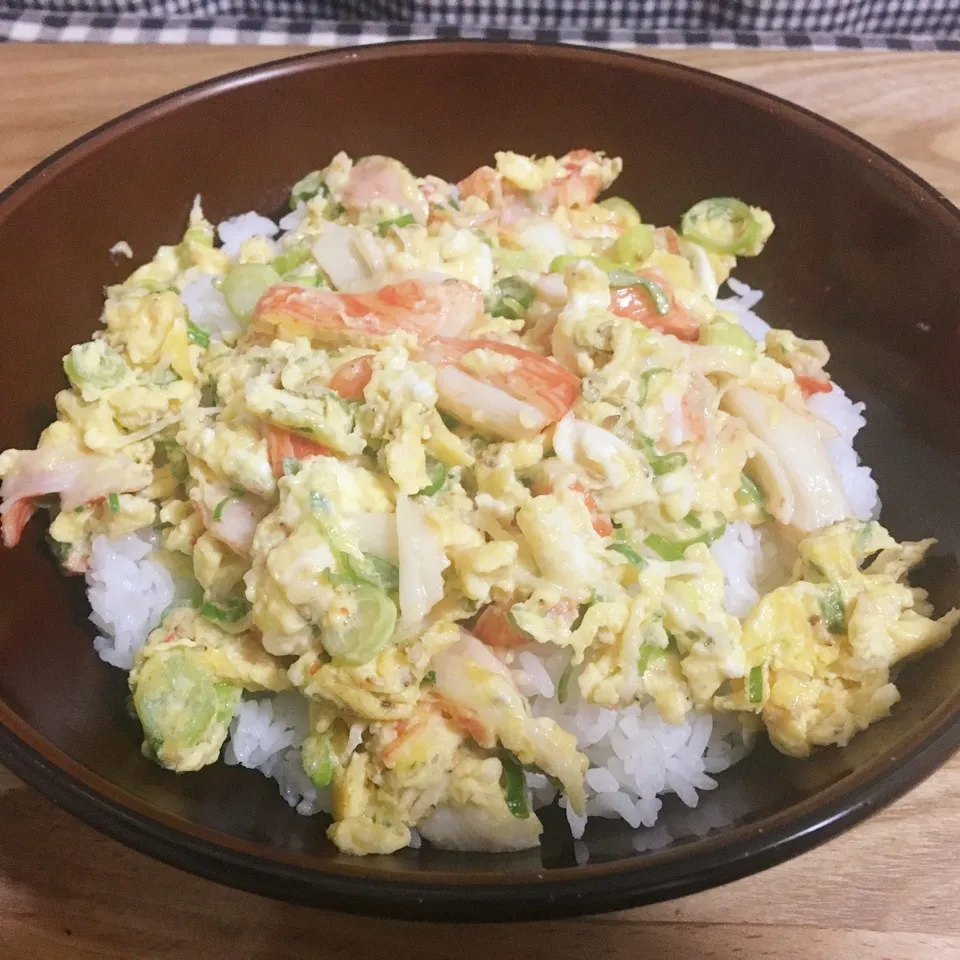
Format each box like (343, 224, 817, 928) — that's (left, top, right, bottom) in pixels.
(1, 42, 960, 921)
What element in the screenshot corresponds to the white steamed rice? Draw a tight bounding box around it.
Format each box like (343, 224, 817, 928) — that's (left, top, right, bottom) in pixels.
(178, 211, 284, 340)
(216, 211, 279, 258)
(223, 691, 330, 816)
(514, 641, 753, 839)
(81, 267, 881, 848)
(85, 532, 174, 670)
(178, 274, 239, 340)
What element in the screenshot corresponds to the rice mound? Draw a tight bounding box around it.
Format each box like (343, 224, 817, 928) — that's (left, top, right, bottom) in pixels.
(85, 532, 174, 671)
(224, 692, 330, 816)
(81, 264, 881, 849)
(515, 641, 752, 839)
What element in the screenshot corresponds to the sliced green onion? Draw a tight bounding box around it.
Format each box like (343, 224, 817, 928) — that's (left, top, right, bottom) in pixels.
(185, 319, 210, 348)
(638, 435, 687, 477)
(549, 254, 586, 273)
(282, 457, 301, 476)
(63, 342, 127, 392)
(571, 601, 592, 632)
(310, 491, 330, 516)
(494, 248, 537, 273)
(321, 584, 398, 666)
(488, 276, 535, 321)
(736, 473, 765, 508)
(301, 732, 336, 789)
(423, 670, 436, 686)
(152, 367, 180, 387)
(681, 197, 761, 256)
(199, 596, 251, 623)
(645, 519, 727, 562)
(289, 171, 328, 209)
(820, 585, 846, 635)
(607, 268, 643, 288)
(342, 554, 400, 594)
(607, 542, 647, 569)
(747, 664, 764, 703)
(557, 659, 574, 704)
(607, 271, 670, 316)
(377, 213, 416, 237)
(698, 318, 756, 355)
(613, 224, 655, 265)
(633, 278, 671, 316)
(638, 367, 670, 406)
(506, 608, 535, 641)
(418, 458, 448, 497)
(365, 556, 400, 593)
(651, 451, 687, 476)
(133, 647, 239, 770)
(271, 247, 311, 277)
(598, 196, 641, 227)
(288, 272, 323, 289)
(498, 747, 531, 820)
(213, 496, 236, 522)
(107, 493, 120, 513)
(644, 534, 686, 562)
(638, 642, 669, 676)
(221, 263, 280, 321)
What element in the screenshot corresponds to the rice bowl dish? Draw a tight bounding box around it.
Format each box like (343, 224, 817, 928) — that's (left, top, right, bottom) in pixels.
(1, 147, 955, 857)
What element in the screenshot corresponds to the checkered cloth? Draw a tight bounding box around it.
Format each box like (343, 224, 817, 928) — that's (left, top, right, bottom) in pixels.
(2, 0, 959, 45)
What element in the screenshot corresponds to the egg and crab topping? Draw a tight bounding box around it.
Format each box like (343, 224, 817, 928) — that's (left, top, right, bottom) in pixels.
(720, 520, 960, 757)
(2, 148, 956, 859)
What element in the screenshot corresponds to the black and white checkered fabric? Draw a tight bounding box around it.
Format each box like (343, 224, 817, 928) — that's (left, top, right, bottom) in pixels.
(2, 0, 959, 45)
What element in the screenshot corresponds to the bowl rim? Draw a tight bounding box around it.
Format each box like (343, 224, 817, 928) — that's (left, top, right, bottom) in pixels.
(1, 39, 959, 921)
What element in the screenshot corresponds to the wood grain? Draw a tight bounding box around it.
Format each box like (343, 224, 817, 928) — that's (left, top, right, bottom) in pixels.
(1, 44, 959, 959)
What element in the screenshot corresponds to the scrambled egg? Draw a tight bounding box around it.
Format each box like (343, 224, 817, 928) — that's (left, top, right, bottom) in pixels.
(724, 521, 960, 756)
(1, 148, 955, 857)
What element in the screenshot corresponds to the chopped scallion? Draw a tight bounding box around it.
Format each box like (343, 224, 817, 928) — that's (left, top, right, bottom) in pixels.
(498, 747, 531, 820)
(377, 213, 416, 237)
(199, 596, 251, 623)
(638, 642, 669, 676)
(289, 171, 328, 209)
(488, 276, 534, 321)
(736, 473, 765, 508)
(418, 458, 448, 497)
(607, 542, 646, 569)
(681, 197, 762, 256)
(644, 519, 727, 562)
(820, 585, 846, 635)
(634, 277, 671, 316)
(613, 223, 655, 264)
(557, 659, 574, 703)
(213, 496, 235, 522)
(186, 319, 210, 348)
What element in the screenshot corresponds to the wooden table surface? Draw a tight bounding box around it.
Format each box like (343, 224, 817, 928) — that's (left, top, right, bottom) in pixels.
(2, 43, 960, 959)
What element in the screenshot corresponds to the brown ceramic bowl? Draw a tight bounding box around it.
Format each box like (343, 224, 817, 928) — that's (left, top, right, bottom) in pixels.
(1, 41, 959, 922)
